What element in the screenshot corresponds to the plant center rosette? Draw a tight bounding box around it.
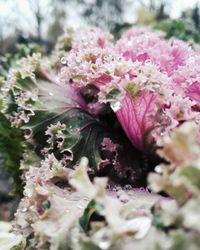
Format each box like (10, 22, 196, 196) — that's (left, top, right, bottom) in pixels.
(1, 26, 200, 249)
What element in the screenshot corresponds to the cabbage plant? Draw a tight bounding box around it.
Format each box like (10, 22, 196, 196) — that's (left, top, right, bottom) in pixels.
(1, 26, 200, 250)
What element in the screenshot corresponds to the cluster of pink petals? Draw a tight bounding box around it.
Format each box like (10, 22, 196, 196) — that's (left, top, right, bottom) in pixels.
(60, 26, 200, 152)
(60, 27, 117, 88)
(116, 27, 193, 76)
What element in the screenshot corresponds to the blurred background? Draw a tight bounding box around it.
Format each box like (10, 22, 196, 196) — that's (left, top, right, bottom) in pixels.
(0, 0, 200, 222)
(0, 0, 200, 55)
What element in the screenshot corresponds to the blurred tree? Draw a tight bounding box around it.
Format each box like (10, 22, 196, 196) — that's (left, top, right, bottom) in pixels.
(47, 0, 68, 43)
(76, 0, 130, 32)
(0, 0, 19, 54)
(28, 0, 45, 43)
(192, 4, 200, 30)
(137, 0, 171, 21)
(47, 10, 65, 43)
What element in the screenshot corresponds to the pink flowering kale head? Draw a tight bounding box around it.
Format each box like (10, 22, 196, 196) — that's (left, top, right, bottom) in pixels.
(2, 26, 200, 250)
(57, 26, 200, 155)
(2, 26, 200, 190)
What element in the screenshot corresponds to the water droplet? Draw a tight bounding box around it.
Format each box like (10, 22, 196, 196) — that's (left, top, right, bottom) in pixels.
(124, 184, 132, 191)
(83, 196, 89, 201)
(21, 207, 28, 213)
(97, 237, 111, 250)
(26, 174, 31, 180)
(119, 194, 129, 203)
(24, 128, 32, 139)
(111, 101, 121, 112)
(155, 165, 162, 174)
(61, 57, 67, 65)
(30, 73, 36, 81)
(113, 185, 122, 192)
(23, 188, 32, 197)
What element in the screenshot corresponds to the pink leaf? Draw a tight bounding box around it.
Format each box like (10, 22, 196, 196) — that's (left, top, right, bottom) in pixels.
(186, 82, 200, 106)
(123, 51, 149, 63)
(116, 90, 157, 151)
(94, 73, 113, 86)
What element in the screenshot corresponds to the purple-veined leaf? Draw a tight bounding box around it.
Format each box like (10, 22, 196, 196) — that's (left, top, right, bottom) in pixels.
(116, 90, 157, 152)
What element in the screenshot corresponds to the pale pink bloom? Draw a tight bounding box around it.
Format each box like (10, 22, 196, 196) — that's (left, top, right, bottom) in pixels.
(116, 28, 192, 75)
(172, 55, 200, 86)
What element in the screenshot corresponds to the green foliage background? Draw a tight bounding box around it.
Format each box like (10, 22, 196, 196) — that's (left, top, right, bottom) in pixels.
(154, 19, 200, 43)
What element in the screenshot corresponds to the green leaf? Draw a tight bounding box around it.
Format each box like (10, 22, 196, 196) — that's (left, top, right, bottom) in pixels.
(3, 64, 112, 169)
(24, 83, 111, 168)
(0, 48, 41, 195)
(0, 113, 23, 195)
(79, 199, 105, 233)
(79, 200, 97, 232)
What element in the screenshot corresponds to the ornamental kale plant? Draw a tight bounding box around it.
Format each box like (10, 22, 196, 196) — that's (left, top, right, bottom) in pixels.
(1, 26, 200, 250)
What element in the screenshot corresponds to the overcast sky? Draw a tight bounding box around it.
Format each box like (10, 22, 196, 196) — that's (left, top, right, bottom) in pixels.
(0, 0, 199, 37)
(170, 0, 199, 18)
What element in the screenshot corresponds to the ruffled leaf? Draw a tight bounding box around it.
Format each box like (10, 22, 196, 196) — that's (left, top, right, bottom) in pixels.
(2, 63, 113, 169)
